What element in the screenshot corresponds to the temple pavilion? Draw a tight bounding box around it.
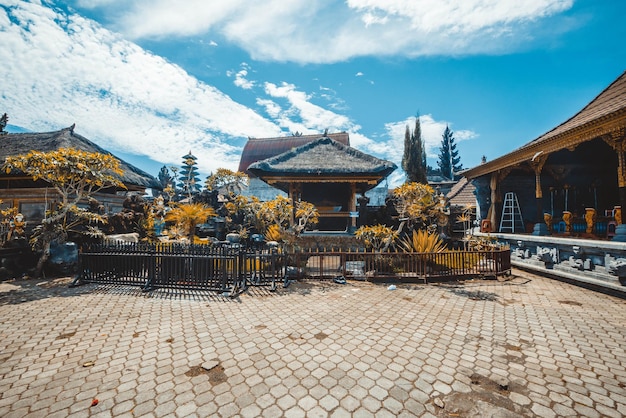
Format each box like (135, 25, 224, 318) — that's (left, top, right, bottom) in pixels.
(239, 133, 397, 232)
(463, 70, 626, 239)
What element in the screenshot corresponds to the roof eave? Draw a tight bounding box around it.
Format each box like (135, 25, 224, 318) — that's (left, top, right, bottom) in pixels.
(464, 109, 626, 179)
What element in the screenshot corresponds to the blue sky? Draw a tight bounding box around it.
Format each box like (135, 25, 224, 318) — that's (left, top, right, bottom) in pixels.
(1, 0, 624, 186)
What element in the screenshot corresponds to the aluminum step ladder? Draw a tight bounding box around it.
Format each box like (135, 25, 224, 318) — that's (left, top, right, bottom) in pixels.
(499, 192, 525, 233)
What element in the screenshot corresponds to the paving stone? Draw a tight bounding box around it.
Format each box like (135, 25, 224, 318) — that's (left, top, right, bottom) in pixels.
(1, 270, 626, 417)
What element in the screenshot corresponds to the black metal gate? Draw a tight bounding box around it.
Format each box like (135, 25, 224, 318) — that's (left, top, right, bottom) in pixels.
(77, 243, 283, 296)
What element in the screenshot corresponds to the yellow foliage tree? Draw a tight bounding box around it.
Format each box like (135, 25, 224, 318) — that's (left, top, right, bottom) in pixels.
(165, 203, 217, 242)
(2, 148, 125, 275)
(392, 182, 448, 235)
(355, 225, 398, 251)
(205, 168, 248, 197)
(254, 196, 319, 241)
(355, 182, 449, 252)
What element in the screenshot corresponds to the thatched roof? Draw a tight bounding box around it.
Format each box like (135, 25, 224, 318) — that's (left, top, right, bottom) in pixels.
(0, 126, 160, 189)
(238, 132, 350, 174)
(464, 70, 626, 179)
(248, 136, 396, 191)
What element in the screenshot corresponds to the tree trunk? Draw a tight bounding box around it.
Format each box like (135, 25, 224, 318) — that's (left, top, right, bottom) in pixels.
(188, 222, 196, 243)
(35, 240, 51, 278)
(383, 220, 407, 252)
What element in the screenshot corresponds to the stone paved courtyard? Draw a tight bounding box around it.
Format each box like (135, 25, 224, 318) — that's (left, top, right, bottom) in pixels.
(1, 270, 625, 417)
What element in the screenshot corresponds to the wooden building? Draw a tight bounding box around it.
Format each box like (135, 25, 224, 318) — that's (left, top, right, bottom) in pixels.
(463, 70, 626, 238)
(0, 125, 160, 227)
(239, 132, 350, 201)
(244, 135, 396, 231)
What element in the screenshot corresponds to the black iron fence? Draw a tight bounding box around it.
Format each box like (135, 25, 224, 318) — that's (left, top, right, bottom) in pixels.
(77, 243, 283, 295)
(77, 243, 511, 295)
(287, 248, 511, 282)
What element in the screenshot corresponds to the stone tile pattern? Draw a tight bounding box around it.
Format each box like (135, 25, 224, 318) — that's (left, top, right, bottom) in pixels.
(1, 271, 625, 417)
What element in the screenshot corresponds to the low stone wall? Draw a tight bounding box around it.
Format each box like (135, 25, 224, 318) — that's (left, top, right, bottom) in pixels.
(475, 230, 626, 294)
(295, 233, 361, 250)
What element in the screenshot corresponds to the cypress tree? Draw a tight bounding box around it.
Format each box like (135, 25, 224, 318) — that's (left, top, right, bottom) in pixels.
(437, 125, 462, 180)
(402, 116, 428, 184)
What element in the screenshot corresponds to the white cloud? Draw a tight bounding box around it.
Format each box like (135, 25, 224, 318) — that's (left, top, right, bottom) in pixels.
(116, 1, 246, 40)
(256, 99, 282, 119)
(0, 1, 282, 175)
(355, 72, 364, 77)
(0, 1, 481, 185)
(347, 0, 572, 33)
(361, 11, 388, 27)
(88, 0, 574, 64)
(233, 69, 255, 90)
(263, 82, 356, 134)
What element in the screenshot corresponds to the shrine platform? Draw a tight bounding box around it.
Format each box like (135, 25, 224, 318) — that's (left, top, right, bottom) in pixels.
(476, 230, 626, 297)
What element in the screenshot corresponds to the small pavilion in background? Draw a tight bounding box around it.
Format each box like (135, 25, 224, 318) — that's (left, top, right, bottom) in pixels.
(239, 133, 396, 232)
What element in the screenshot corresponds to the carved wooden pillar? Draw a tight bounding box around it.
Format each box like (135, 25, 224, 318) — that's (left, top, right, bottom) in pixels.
(288, 182, 301, 226)
(349, 183, 357, 228)
(488, 172, 498, 229)
(530, 154, 548, 222)
(618, 143, 626, 224)
(487, 169, 511, 231)
(604, 130, 626, 224)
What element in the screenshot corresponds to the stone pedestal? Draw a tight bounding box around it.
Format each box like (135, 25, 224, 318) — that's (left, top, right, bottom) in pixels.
(612, 224, 626, 242)
(532, 223, 549, 236)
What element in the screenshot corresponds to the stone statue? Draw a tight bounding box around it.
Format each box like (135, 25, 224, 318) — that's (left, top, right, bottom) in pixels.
(7, 213, 25, 241)
(153, 196, 166, 236)
(535, 246, 558, 265)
